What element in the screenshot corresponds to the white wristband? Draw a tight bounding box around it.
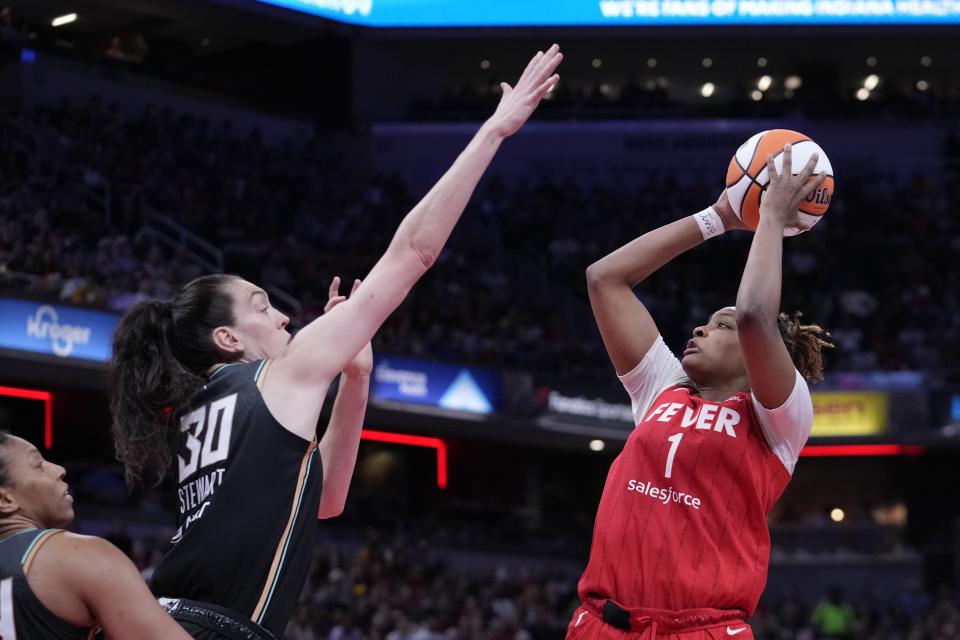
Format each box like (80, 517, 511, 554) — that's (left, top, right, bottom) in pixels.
(692, 206, 726, 240)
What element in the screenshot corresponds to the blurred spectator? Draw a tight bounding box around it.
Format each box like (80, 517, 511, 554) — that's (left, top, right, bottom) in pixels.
(104, 518, 133, 558)
(2, 99, 959, 380)
(810, 585, 858, 639)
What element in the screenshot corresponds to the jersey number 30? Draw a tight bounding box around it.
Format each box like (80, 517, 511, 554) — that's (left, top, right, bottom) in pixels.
(178, 394, 237, 480)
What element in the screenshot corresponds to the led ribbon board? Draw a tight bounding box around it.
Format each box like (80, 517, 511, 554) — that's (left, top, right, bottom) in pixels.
(258, 0, 960, 26)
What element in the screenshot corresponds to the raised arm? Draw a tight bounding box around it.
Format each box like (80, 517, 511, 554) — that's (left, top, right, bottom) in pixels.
(268, 46, 562, 410)
(317, 278, 370, 519)
(736, 144, 826, 408)
(586, 195, 746, 374)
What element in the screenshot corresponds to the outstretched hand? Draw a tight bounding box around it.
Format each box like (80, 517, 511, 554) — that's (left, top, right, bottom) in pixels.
(486, 44, 563, 139)
(325, 276, 374, 377)
(759, 143, 827, 231)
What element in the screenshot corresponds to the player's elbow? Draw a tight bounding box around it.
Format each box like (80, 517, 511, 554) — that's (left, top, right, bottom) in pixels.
(317, 484, 346, 519)
(388, 238, 435, 275)
(412, 244, 437, 270)
(318, 503, 345, 519)
(735, 305, 775, 329)
(586, 261, 612, 288)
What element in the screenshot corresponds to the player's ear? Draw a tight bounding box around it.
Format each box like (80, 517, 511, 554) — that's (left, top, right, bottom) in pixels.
(211, 326, 244, 356)
(0, 486, 19, 517)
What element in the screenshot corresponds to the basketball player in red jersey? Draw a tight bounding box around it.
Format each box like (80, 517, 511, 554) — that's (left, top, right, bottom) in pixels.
(567, 144, 834, 639)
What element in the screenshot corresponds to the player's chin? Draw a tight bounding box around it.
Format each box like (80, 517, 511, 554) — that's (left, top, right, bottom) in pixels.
(680, 355, 704, 379)
(270, 338, 291, 359)
(52, 504, 75, 528)
(681, 351, 699, 366)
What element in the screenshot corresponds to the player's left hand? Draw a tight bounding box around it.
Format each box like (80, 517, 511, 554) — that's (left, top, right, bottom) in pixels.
(759, 143, 827, 230)
(325, 276, 374, 377)
(486, 44, 562, 139)
(712, 189, 750, 231)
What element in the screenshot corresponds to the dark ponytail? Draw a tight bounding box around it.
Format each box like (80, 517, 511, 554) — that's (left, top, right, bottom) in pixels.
(109, 274, 239, 487)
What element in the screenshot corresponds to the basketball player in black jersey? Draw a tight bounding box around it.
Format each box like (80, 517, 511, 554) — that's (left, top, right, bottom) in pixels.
(0, 431, 191, 639)
(108, 45, 564, 639)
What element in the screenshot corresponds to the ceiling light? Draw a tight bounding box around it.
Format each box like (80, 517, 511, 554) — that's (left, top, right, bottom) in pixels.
(51, 13, 77, 27)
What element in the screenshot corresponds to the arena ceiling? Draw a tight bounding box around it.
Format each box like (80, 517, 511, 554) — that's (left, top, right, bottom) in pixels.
(11, 0, 325, 54)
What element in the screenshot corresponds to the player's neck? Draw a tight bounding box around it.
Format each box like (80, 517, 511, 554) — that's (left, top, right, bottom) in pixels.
(0, 516, 44, 541)
(694, 377, 748, 402)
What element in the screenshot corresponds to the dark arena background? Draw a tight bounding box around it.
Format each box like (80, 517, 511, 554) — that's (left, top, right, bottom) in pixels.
(2, 0, 960, 638)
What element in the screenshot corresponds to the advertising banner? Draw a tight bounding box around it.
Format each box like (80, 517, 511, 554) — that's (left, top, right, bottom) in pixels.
(544, 390, 633, 427)
(372, 356, 500, 414)
(811, 391, 888, 436)
(0, 298, 119, 363)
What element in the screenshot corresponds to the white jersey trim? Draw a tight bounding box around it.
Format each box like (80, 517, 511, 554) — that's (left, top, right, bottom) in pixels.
(617, 336, 689, 426)
(750, 370, 813, 475)
(618, 335, 812, 476)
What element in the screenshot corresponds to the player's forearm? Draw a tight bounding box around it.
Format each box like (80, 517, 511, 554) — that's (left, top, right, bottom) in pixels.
(317, 371, 369, 519)
(587, 216, 705, 289)
(388, 122, 504, 271)
(736, 215, 785, 321)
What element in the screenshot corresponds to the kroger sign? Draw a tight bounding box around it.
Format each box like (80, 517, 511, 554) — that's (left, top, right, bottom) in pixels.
(0, 298, 119, 362)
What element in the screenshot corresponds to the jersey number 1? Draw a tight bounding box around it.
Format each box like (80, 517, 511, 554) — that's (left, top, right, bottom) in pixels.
(0, 577, 16, 639)
(178, 394, 237, 480)
(664, 433, 683, 479)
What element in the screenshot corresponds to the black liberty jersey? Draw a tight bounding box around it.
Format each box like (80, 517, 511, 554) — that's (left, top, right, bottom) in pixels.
(0, 528, 92, 639)
(152, 360, 323, 637)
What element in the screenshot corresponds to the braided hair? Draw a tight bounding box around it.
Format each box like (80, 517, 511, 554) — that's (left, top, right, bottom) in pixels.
(777, 311, 834, 383)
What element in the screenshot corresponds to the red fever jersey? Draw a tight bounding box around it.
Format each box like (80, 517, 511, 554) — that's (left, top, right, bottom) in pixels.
(578, 335, 813, 615)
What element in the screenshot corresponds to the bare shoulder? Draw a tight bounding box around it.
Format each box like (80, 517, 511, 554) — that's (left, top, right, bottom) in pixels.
(43, 532, 136, 581)
(24, 532, 125, 628)
(46, 531, 120, 555)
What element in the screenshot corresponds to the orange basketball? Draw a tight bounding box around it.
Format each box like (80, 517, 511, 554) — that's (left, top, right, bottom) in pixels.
(725, 129, 835, 235)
